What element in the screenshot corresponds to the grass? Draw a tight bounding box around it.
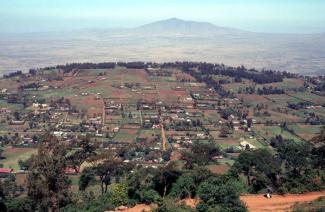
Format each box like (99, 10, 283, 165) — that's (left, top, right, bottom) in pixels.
(292, 196, 325, 212)
(265, 94, 301, 106)
(254, 125, 303, 143)
(113, 132, 137, 143)
(69, 175, 80, 192)
(1, 147, 37, 171)
(0, 100, 23, 111)
(289, 92, 325, 105)
(256, 78, 305, 91)
(289, 124, 321, 141)
(218, 158, 235, 166)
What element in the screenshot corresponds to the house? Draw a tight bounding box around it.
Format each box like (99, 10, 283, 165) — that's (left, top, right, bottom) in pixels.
(240, 141, 256, 150)
(0, 108, 11, 113)
(65, 168, 78, 174)
(0, 168, 13, 174)
(32, 103, 49, 110)
(10, 120, 25, 125)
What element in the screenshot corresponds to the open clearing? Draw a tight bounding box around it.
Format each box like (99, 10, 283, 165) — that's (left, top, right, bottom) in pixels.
(240, 191, 325, 212)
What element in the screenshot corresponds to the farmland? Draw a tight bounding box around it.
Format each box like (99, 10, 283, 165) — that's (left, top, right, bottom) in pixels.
(0, 64, 324, 171)
(0, 62, 324, 211)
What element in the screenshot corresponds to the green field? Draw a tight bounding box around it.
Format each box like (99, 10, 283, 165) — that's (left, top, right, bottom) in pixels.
(1, 147, 37, 171)
(289, 92, 325, 105)
(254, 125, 303, 143)
(0, 100, 23, 111)
(289, 124, 321, 141)
(256, 78, 304, 90)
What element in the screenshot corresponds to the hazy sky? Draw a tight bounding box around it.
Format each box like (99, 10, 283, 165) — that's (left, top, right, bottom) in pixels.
(1, 0, 325, 33)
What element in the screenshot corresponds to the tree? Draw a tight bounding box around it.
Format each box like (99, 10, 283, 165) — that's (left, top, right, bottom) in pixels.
(277, 142, 311, 177)
(219, 126, 231, 137)
(0, 181, 7, 212)
(310, 126, 325, 169)
(109, 183, 129, 206)
(153, 198, 195, 212)
(92, 151, 133, 194)
(181, 141, 220, 168)
(6, 197, 34, 212)
(139, 189, 162, 204)
(152, 161, 181, 198)
(310, 126, 325, 147)
(79, 168, 96, 191)
(170, 174, 197, 199)
(311, 144, 325, 170)
(26, 136, 71, 211)
(197, 176, 247, 212)
(66, 138, 96, 173)
(231, 149, 278, 191)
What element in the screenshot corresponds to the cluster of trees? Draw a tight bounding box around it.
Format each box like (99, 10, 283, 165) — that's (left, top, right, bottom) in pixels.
(220, 108, 238, 120)
(117, 62, 147, 69)
(18, 83, 42, 91)
(3, 71, 22, 78)
(231, 134, 325, 194)
(169, 119, 203, 131)
(256, 86, 285, 95)
(0, 137, 246, 212)
(0, 127, 324, 211)
(203, 65, 284, 84)
(55, 62, 116, 74)
(315, 83, 325, 92)
(288, 102, 311, 110)
(183, 69, 231, 98)
(177, 62, 287, 84)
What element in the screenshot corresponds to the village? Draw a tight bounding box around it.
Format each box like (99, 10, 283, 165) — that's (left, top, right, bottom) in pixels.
(0, 62, 324, 177)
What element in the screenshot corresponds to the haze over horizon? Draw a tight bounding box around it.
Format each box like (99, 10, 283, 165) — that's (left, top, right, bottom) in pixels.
(1, 0, 325, 34)
(1, 1, 325, 75)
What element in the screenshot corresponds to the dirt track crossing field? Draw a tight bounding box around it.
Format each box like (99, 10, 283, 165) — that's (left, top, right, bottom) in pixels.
(240, 191, 325, 212)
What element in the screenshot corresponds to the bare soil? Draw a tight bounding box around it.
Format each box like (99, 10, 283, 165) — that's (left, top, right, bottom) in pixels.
(240, 191, 325, 212)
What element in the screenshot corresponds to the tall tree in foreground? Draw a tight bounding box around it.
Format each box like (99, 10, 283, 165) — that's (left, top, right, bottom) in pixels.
(27, 136, 71, 211)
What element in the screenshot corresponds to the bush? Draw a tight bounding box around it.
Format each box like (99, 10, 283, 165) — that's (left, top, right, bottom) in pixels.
(140, 189, 162, 204)
(169, 175, 197, 199)
(153, 198, 195, 212)
(6, 197, 34, 212)
(197, 176, 247, 212)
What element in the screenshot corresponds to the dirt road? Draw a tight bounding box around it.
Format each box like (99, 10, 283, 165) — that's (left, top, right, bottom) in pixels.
(240, 191, 325, 212)
(161, 124, 167, 151)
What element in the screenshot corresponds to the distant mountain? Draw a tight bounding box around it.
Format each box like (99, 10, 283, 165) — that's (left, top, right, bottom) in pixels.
(0, 18, 324, 75)
(134, 18, 245, 36)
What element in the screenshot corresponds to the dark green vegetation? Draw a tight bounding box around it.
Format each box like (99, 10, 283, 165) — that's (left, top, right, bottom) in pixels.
(0, 62, 324, 211)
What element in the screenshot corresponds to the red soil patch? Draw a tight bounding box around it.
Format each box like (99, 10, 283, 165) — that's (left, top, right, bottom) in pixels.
(170, 151, 182, 161)
(181, 198, 200, 208)
(81, 95, 103, 118)
(175, 72, 196, 81)
(120, 129, 138, 135)
(207, 164, 230, 175)
(124, 69, 149, 83)
(240, 191, 325, 212)
(15, 173, 27, 186)
(158, 89, 188, 101)
(5, 147, 31, 154)
(238, 94, 270, 104)
(123, 124, 141, 129)
(123, 204, 153, 212)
